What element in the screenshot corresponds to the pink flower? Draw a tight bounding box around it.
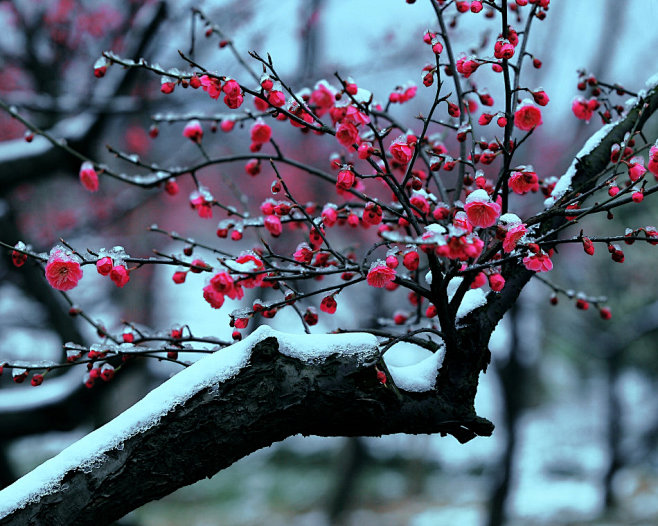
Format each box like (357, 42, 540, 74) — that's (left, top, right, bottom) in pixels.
(45, 247, 83, 291)
(336, 122, 359, 148)
(572, 96, 598, 122)
(367, 262, 396, 288)
(164, 178, 179, 196)
(264, 215, 282, 237)
(442, 233, 484, 261)
(464, 189, 501, 228)
(160, 81, 175, 94)
(503, 223, 527, 253)
(320, 295, 337, 314)
(509, 169, 539, 194)
(514, 102, 542, 131)
(183, 120, 203, 143)
(336, 169, 355, 191)
(532, 89, 550, 106)
(222, 79, 241, 98)
(479, 113, 493, 125)
(172, 271, 187, 284)
(268, 90, 286, 107)
(220, 119, 235, 132)
(96, 256, 113, 275)
(410, 192, 430, 215)
(250, 118, 272, 144)
(389, 137, 414, 165)
(224, 93, 243, 109)
(344, 105, 370, 125)
(79, 162, 99, 192)
(494, 39, 515, 60)
(235, 252, 265, 288)
(456, 56, 480, 78)
(489, 273, 505, 292)
(199, 75, 222, 99)
(321, 205, 338, 227)
(523, 252, 553, 272)
(310, 81, 336, 115)
(293, 243, 313, 264)
(189, 187, 214, 219)
(110, 265, 130, 288)
(203, 285, 225, 309)
(628, 157, 646, 182)
(210, 271, 243, 300)
(648, 144, 658, 177)
(403, 250, 419, 270)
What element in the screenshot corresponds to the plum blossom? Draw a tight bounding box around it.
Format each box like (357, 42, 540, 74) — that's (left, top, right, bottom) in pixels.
(367, 261, 396, 288)
(464, 189, 501, 228)
(79, 162, 99, 192)
(309, 81, 336, 115)
(45, 246, 83, 291)
(183, 120, 203, 143)
(509, 168, 539, 194)
(336, 122, 359, 148)
(203, 285, 225, 309)
(320, 295, 337, 314)
(523, 251, 553, 272)
(96, 256, 112, 275)
(250, 118, 272, 145)
(389, 136, 414, 165)
(199, 75, 221, 99)
(503, 223, 527, 253)
(514, 100, 542, 131)
(110, 265, 130, 288)
(648, 143, 658, 177)
(572, 96, 599, 122)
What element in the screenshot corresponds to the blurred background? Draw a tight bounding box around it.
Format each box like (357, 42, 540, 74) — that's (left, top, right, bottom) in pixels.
(1, 0, 658, 524)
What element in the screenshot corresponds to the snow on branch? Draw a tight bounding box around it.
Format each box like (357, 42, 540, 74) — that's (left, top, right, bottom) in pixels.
(0, 328, 486, 525)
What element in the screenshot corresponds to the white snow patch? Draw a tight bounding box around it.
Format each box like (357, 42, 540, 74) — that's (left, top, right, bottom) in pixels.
(457, 289, 487, 320)
(499, 212, 522, 226)
(384, 342, 445, 393)
(465, 188, 489, 203)
(447, 277, 487, 320)
(275, 329, 378, 364)
(549, 121, 616, 204)
(645, 71, 658, 90)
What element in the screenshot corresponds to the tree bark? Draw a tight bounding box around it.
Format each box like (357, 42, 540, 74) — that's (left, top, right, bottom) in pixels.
(0, 331, 492, 526)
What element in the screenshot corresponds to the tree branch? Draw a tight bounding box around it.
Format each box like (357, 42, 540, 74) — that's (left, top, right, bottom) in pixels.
(0, 328, 492, 525)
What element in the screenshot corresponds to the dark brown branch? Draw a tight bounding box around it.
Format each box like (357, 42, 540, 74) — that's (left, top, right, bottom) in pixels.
(0, 330, 492, 525)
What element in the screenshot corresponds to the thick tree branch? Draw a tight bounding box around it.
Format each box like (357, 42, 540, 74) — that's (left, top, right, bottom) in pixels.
(0, 328, 492, 525)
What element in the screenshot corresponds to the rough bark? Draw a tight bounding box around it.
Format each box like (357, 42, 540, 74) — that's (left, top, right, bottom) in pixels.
(0, 334, 492, 526)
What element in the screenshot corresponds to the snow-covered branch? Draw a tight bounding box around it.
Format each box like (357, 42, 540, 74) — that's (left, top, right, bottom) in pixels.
(0, 328, 492, 525)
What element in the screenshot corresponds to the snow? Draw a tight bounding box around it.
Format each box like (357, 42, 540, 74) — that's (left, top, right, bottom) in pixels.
(645, 71, 658, 90)
(384, 342, 445, 392)
(446, 277, 488, 321)
(465, 188, 489, 203)
(0, 327, 380, 517)
(274, 327, 378, 364)
(548, 121, 616, 205)
(499, 212, 522, 226)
